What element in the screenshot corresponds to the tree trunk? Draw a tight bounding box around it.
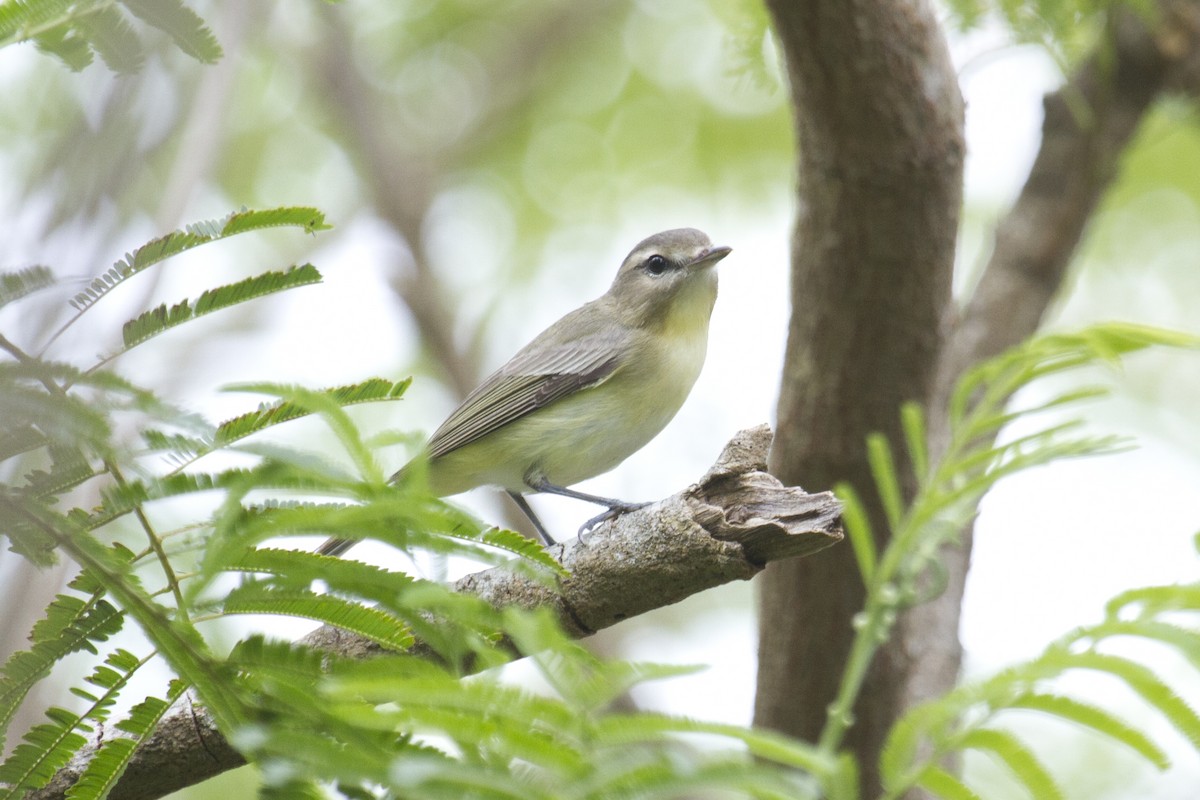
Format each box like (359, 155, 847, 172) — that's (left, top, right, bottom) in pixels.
(755, 0, 963, 794)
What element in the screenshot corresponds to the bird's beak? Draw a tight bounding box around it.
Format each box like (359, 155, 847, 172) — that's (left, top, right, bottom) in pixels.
(688, 245, 732, 270)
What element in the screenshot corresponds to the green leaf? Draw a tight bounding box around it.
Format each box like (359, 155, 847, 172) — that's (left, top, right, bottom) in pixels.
(1093, 620, 1200, 670)
(223, 382, 386, 483)
(211, 377, 411, 454)
(74, 4, 142, 73)
(0, 597, 122, 749)
(0, 708, 90, 798)
(32, 23, 92, 70)
(119, 264, 323, 350)
(592, 714, 833, 775)
(47, 207, 331, 350)
(66, 680, 188, 800)
(1066, 651, 1200, 749)
(1106, 584, 1200, 619)
(223, 547, 418, 607)
(461, 526, 566, 576)
(866, 433, 904, 531)
(835, 481, 875, 584)
(0, 0, 75, 42)
(0, 265, 56, 309)
(915, 765, 982, 800)
(960, 728, 1063, 800)
(0, 424, 48, 462)
(0, 647, 148, 797)
(1009, 693, 1169, 769)
(119, 0, 221, 63)
(222, 583, 414, 652)
(900, 402, 929, 485)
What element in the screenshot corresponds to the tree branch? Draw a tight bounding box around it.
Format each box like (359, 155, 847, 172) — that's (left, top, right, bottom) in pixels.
(28, 426, 841, 800)
(932, 2, 1200, 407)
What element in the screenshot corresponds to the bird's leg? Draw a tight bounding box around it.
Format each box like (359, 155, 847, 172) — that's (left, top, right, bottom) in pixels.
(506, 491, 557, 547)
(525, 477, 650, 536)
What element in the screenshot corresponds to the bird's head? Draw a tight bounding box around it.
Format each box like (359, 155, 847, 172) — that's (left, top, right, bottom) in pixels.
(607, 228, 732, 331)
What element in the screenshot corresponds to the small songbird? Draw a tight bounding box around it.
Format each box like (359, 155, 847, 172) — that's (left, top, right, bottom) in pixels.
(319, 228, 731, 555)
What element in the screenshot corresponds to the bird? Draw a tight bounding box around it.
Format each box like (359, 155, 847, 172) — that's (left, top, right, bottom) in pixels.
(318, 228, 731, 556)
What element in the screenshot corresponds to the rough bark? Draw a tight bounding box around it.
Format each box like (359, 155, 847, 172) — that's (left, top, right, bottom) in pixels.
(757, 0, 1200, 796)
(28, 426, 841, 800)
(755, 0, 963, 794)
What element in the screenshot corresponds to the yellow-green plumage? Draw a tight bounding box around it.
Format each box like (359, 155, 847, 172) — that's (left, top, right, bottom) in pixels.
(318, 228, 730, 555)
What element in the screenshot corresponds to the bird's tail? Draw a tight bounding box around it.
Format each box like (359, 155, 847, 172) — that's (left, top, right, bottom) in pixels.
(316, 536, 355, 557)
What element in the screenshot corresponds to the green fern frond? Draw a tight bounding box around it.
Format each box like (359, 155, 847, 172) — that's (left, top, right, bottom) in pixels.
(0, 707, 91, 798)
(223, 583, 414, 652)
(0, 596, 122, 748)
(0, 265, 56, 308)
(74, 4, 142, 73)
(90, 468, 347, 532)
(1092, 619, 1200, 669)
(223, 382, 388, 483)
(960, 728, 1064, 800)
(1107, 584, 1200, 618)
(139, 428, 211, 466)
(825, 323, 1198, 795)
(228, 636, 333, 685)
(212, 377, 411, 455)
(224, 547, 417, 606)
(1064, 650, 1200, 749)
(0, 424, 46, 462)
(66, 679, 187, 800)
(0, 0, 78, 43)
(592, 714, 833, 775)
(47, 207, 330, 350)
(452, 526, 566, 576)
(915, 765, 982, 800)
(866, 433, 905, 530)
(32, 22, 92, 70)
(835, 482, 876, 584)
(882, 573, 1200, 798)
(0, 648, 147, 797)
(119, 0, 220, 63)
(20, 445, 94, 499)
(0, 375, 111, 448)
(119, 264, 323, 351)
(1008, 693, 1170, 768)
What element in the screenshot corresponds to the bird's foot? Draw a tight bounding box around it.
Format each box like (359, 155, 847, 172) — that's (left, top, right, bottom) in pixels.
(578, 500, 651, 542)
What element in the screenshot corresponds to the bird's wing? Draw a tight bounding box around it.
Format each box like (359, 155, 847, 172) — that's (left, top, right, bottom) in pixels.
(426, 328, 627, 459)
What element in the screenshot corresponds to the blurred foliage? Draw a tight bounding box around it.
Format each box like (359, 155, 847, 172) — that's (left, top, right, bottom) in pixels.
(0, 0, 790, 277)
(945, 0, 1158, 67)
(0, 0, 221, 73)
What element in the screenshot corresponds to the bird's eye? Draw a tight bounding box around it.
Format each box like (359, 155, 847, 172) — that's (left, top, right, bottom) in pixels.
(644, 255, 668, 275)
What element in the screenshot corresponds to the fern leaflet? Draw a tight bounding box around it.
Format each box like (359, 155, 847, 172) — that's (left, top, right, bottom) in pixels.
(119, 263, 323, 350)
(0, 265, 55, 309)
(222, 583, 414, 652)
(119, 0, 220, 63)
(74, 4, 142, 73)
(65, 679, 188, 800)
(1008, 693, 1169, 768)
(959, 728, 1064, 800)
(0, 596, 122, 749)
(0, 649, 149, 798)
(43, 207, 330, 353)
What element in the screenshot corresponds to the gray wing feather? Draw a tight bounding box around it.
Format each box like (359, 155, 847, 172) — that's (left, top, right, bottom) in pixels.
(426, 332, 625, 459)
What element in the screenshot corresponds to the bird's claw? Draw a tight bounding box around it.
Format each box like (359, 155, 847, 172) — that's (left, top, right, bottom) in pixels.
(577, 501, 651, 543)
